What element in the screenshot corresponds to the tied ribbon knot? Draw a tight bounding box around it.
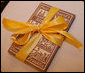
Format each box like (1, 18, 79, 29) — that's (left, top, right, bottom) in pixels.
(2, 7, 82, 62)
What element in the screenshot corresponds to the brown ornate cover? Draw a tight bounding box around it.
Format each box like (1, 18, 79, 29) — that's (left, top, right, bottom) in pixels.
(8, 3, 75, 72)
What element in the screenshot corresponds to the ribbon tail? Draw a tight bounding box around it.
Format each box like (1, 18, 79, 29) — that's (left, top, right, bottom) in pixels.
(57, 31, 82, 51)
(2, 18, 39, 34)
(15, 33, 42, 62)
(11, 33, 31, 45)
(2, 18, 29, 32)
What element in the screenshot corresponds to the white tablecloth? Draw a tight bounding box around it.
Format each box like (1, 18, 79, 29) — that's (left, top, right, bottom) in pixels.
(1, 1, 84, 72)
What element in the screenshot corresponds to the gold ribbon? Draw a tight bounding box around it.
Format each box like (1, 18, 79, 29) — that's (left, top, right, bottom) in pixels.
(2, 7, 82, 62)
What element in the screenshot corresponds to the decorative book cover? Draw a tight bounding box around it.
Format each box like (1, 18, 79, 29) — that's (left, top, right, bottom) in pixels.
(8, 2, 75, 72)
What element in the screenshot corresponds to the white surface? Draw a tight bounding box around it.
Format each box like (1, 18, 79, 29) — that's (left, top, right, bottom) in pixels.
(1, 1, 84, 72)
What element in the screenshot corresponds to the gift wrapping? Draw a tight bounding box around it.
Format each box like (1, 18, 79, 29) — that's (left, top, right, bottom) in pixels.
(8, 3, 75, 72)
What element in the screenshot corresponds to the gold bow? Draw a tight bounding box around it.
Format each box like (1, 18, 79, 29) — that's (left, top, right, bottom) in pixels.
(2, 7, 82, 62)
